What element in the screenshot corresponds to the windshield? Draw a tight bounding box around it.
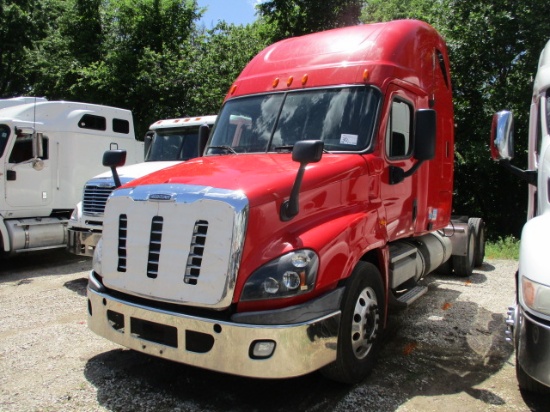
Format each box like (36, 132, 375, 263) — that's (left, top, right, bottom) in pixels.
(145, 126, 201, 161)
(0, 125, 10, 158)
(207, 86, 380, 154)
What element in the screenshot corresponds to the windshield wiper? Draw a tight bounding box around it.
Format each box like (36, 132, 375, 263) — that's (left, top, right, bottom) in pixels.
(273, 145, 332, 154)
(207, 145, 238, 154)
(273, 145, 294, 152)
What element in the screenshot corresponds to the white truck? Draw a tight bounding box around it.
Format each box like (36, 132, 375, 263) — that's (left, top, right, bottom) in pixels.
(67, 115, 216, 257)
(491, 39, 550, 393)
(0, 99, 143, 255)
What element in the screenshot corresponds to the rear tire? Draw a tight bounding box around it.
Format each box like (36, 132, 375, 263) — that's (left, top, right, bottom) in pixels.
(468, 217, 485, 267)
(321, 261, 384, 384)
(452, 224, 475, 277)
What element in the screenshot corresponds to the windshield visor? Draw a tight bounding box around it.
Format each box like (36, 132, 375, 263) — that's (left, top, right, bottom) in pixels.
(207, 86, 380, 154)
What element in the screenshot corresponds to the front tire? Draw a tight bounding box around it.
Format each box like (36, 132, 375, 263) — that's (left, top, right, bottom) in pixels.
(321, 261, 384, 384)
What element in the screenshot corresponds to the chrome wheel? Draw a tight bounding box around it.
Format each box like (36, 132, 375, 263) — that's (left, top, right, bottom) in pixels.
(351, 286, 380, 359)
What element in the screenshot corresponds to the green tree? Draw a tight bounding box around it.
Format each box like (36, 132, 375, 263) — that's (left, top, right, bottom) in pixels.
(0, 0, 65, 96)
(257, 0, 363, 41)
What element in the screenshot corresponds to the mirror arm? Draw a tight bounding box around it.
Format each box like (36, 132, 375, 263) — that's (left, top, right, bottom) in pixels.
(499, 160, 537, 186)
(389, 160, 426, 185)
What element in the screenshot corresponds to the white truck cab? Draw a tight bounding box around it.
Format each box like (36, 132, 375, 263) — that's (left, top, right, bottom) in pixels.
(0, 99, 143, 255)
(67, 115, 216, 257)
(491, 39, 550, 393)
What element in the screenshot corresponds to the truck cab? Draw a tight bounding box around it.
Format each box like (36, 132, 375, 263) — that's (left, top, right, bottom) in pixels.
(0, 99, 142, 254)
(88, 20, 483, 383)
(492, 39, 550, 393)
(67, 115, 216, 257)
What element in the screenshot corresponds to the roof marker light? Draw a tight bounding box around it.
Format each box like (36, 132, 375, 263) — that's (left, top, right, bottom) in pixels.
(301, 74, 308, 85)
(230, 85, 237, 95)
(272, 78, 279, 88)
(363, 69, 369, 81)
(287, 76, 294, 86)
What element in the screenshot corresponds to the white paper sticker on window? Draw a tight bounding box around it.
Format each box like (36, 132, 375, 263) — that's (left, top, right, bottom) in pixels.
(340, 134, 358, 145)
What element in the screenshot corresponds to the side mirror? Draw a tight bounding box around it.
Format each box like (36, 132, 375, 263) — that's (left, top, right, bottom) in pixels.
(198, 123, 210, 156)
(490, 110, 514, 161)
(490, 110, 536, 186)
(414, 109, 436, 161)
(280, 140, 324, 221)
(390, 109, 436, 185)
(103, 149, 127, 188)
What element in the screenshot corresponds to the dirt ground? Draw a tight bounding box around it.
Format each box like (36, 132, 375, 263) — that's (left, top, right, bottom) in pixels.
(0, 250, 547, 411)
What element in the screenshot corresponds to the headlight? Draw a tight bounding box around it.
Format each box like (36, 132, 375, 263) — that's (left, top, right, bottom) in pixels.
(92, 237, 103, 275)
(70, 202, 82, 221)
(241, 249, 319, 301)
(521, 275, 550, 316)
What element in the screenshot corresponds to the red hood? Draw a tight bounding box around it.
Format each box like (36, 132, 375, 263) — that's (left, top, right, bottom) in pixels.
(124, 153, 369, 207)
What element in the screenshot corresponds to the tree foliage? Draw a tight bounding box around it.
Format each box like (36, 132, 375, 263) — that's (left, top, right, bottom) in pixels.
(257, 0, 362, 41)
(1, 0, 548, 239)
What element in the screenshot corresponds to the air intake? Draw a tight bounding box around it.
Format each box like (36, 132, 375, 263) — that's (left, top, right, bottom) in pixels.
(117, 214, 127, 272)
(147, 216, 164, 278)
(185, 220, 208, 285)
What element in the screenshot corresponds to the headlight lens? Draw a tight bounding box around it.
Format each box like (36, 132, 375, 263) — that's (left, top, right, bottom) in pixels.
(521, 275, 550, 316)
(92, 237, 103, 275)
(241, 249, 319, 301)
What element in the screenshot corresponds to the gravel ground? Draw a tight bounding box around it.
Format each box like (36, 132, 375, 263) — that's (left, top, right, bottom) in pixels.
(0, 250, 547, 411)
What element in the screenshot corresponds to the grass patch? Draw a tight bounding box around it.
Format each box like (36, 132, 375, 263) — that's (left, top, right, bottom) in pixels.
(485, 236, 520, 260)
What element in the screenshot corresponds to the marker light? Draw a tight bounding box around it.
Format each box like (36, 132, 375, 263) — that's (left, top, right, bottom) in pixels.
(301, 74, 308, 85)
(287, 76, 294, 86)
(363, 69, 369, 81)
(272, 78, 279, 88)
(250, 340, 276, 359)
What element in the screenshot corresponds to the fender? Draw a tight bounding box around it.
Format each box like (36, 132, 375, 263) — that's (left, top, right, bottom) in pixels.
(518, 211, 550, 288)
(296, 207, 388, 292)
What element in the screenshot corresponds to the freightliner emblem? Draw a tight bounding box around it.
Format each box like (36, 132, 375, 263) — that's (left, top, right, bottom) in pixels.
(148, 193, 175, 201)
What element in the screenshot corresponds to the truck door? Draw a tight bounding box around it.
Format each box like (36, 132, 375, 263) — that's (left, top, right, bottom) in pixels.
(4, 133, 52, 208)
(380, 85, 419, 241)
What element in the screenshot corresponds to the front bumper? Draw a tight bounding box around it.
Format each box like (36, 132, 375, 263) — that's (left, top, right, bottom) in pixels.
(67, 228, 101, 257)
(87, 274, 341, 379)
(516, 305, 550, 387)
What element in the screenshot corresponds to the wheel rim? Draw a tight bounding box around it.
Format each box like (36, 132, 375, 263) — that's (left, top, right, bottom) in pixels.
(351, 286, 380, 359)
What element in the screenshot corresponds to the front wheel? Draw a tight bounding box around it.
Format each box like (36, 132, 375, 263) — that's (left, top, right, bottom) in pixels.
(321, 261, 384, 384)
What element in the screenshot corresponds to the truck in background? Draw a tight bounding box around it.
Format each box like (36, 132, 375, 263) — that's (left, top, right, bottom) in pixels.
(67, 115, 216, 257)
(88, 20, 485, 383)
(0, 99, 143, 255)
(492, 39, 550, 393)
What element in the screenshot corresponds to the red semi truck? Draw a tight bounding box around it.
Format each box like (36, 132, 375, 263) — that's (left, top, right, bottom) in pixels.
(87, 20, 484, 383)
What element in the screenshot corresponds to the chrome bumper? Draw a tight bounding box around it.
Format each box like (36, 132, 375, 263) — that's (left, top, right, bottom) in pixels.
(517, 306, 550, 387)
(67, 228, 101, 257)
(87, 277, 340, 379)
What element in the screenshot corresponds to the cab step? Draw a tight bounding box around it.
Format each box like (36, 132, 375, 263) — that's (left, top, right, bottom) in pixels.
(388, 285, 429, 311)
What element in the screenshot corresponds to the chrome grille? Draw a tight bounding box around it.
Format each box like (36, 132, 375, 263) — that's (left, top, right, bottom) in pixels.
(185, 220, 208, 285)
(83, 183, 115, 215)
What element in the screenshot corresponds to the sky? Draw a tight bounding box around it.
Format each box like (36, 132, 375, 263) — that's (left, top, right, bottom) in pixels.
(197, 0, 260, 27)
